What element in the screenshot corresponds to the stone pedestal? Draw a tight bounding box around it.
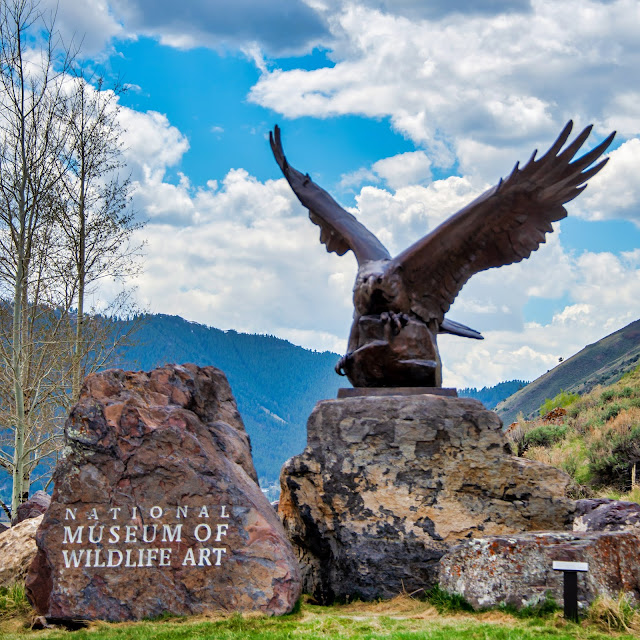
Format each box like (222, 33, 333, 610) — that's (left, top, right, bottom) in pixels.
(279, 394, 575, 604)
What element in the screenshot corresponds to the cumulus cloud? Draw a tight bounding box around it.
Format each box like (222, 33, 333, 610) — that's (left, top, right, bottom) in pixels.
(108, 0, 329, 55)
(118, 108, 190, 180)
(576, 138, 640, 226)
(98, 95, 640, 388)
(250, 0, 640, 174)
(74, 0, 640, 389)
(41, 0, 124, 57)
(323, 0, 532, 20)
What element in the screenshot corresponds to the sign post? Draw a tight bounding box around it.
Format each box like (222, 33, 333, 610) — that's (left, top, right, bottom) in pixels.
(552, 560, 588, 622)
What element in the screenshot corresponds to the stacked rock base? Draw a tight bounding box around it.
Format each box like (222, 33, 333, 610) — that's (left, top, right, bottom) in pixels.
(279, 394, 575, 604)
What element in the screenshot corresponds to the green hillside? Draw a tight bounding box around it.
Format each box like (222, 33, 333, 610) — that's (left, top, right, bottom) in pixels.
(508, 364, 640, 500)
(496, 319, 640, 425)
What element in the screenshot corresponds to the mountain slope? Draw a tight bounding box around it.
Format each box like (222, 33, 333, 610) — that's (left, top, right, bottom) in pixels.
(496, 319, 640, 425)
(114, 314, 343, 486)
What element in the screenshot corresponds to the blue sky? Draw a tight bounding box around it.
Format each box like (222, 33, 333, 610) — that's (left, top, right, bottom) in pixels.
(47, 0, 640, 388)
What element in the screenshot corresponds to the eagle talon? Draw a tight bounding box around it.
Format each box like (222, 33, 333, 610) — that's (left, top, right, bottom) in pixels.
(335, 355, 350, 376)
(381, 311, 410, 336)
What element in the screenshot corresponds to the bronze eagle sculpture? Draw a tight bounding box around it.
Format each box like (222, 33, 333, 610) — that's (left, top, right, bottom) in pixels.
(270, 122, 615, 388)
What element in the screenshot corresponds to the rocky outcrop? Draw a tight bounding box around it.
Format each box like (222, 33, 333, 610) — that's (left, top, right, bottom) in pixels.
(439, 531, 640, 610)
(279, 394, 574, 604)
(14, 491, 51, 525)
(574, 499, 640, 532)
(26, 364, 300, 622)
(0, 515, 42, 587)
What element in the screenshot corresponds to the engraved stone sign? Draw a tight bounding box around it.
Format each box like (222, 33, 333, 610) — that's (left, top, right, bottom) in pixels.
(26, 364, 301, 621)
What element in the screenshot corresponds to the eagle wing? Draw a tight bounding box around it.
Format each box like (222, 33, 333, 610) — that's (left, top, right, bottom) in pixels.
(391, 121, 615, 325)
(270, 125, 391, 264)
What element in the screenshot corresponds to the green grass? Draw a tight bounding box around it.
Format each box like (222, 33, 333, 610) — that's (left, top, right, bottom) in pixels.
(1, 596, 639, 640)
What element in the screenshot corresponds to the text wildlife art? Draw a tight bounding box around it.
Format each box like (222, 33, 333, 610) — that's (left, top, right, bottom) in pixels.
(270, 123, 615, 388)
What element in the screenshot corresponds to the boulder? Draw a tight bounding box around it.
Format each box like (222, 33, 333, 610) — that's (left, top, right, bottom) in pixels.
(439, 530, 640, 610)
(279, 394, 574, 603)
(14, 490, 51, 525)
(0, 515, 42, 587)
(574, 499, 640, 532)
(26, 364, 300, 622)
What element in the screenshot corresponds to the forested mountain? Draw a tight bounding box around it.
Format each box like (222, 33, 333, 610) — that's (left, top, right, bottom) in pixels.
(113, 315, 343, 488)
(458, 380, 528, 409)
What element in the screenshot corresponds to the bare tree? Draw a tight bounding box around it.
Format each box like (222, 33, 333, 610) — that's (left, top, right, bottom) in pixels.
(0, 0, 75, 516)
(57, 72, 143, 401)
(0, 2, 144, 519)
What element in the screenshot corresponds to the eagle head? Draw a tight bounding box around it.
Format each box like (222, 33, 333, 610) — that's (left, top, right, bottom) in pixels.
(353, 260, 408, 316)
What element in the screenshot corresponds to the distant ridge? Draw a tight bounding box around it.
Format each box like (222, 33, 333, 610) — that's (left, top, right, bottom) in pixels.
(496, 319, 640, 425)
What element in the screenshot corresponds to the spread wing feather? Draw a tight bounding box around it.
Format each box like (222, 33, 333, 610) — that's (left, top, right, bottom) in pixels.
(270, 125, 391, 264)
(392, 121, 615, 324)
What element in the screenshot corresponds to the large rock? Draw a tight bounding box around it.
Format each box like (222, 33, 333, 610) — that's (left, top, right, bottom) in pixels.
(14, 490, 51, 525)
(0, 515, 42, 587)
(574, 499, 640, 532)
(439, 531, 640, 610)
(279, 394, 574, 603)
(26, 364, 300, 622)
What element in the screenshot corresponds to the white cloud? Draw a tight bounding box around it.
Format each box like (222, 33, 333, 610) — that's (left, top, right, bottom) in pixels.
(75, 0, 640, 391)
(124, 167, 356, 344)
(250, 0, 640, 177)
(105, 117, 640, 389)
(576, 138, 640, 226)
(41, 0, 124, 57)
(371, 151, 432, 189)
(118, 108, 190, 183)
(440, 247, 640, 388)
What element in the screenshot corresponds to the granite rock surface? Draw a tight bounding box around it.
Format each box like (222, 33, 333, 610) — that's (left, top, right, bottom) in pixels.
(439, 531, 640, 610)
(14, 490, 51, 525)
(0, 515, 42, 587)
(574, 499, 640, 533)
(279, 394, 574, 603)
(26, 364, 300, 621)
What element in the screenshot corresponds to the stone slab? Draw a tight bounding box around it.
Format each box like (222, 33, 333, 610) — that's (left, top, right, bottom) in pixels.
(439, 531, 640, 610)
(279, 395, 574, 604)
(337, 387, 458, 398)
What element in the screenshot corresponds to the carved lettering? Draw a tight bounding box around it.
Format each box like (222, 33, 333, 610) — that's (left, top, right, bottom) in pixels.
(59, 504, 232, 571)
(161, 524, 182, 542)
(63, 526, 83, 544)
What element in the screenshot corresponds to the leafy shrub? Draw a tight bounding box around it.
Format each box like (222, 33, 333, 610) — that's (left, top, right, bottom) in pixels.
(523, 424, 568, 449)
(603, 402, 623, 422)
(600, 389, 616, 402)
(539, 390, 579, 417)
(588, 423, 640, 490)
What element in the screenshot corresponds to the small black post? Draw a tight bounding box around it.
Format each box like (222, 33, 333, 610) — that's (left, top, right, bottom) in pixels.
(552, 560, 587, 622)
(563, 571, 578, 622)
